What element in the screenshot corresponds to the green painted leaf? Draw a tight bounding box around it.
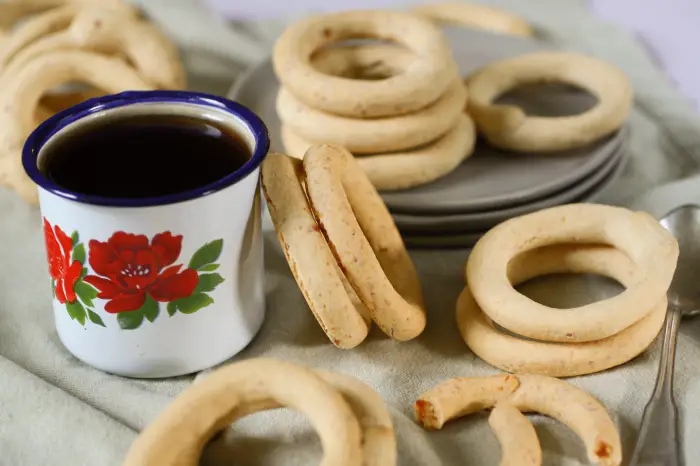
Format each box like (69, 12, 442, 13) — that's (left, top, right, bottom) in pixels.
(87, 310, 106, 327)
(81, 267, 88, 279)
(194, 273, 225, 293)
(51, 280, 56, 298)
(188, 239, 223, 270)
(72, 243, 86, 265)
(167, 301, 177, 316)
(117, 309, 144, 330)
(66, 300, 86, 326)
(142, 295, 159, 323)
(174, 293, 214, 314)
(74, 280, 98, 307)
(198, 263, 220, 272)
(70, 231, 79, 246)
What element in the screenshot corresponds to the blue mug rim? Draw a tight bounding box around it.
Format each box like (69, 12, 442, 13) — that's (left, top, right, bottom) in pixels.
(22, 90, 270, 208)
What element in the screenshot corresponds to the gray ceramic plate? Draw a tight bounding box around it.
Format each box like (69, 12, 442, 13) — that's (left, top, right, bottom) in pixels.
(230, 26, 624, 215)
(394, 144, 624, 233)
(400, 151, 628, 249)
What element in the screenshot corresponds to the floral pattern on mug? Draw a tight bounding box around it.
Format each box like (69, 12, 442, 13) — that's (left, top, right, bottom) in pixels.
(83, 231, 225, 330)
(43, 218, 106, 327)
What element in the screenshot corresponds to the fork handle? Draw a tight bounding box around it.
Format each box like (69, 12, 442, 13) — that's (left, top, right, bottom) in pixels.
(628, 307, 684, 466)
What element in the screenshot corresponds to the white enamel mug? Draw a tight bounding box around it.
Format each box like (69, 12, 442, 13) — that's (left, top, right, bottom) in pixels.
(22, 91, 270, 378)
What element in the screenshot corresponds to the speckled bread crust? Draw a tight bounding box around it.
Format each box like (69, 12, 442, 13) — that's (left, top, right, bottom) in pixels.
(466, 204, 678, 342)
(277, 45, 467, 153)
(302, 144, 427, 340)
(466, 52, 633, 152)
(261, 153, 372, 349)
(0, 50, 153, 204)
(416, 374, 622, 466)
(272, 9, 456, 118)
(457, 244, 667, 377)
(123, 358, 366, 466)
(412, 2, 534, 37)
(281, 113, 476, 191)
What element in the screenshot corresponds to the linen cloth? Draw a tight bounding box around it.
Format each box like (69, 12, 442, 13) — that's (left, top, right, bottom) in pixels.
(3, 0, 700, 464)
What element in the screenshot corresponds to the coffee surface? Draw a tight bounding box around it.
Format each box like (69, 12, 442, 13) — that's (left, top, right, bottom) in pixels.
(40, 114, 251, 198)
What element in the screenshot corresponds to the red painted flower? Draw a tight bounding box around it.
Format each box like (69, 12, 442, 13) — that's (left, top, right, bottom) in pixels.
(83, 231, 199, 314)
(43, 218, 82, 305)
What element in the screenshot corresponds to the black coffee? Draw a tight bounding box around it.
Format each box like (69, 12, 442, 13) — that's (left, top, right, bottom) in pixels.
(40, 114, 251, 198)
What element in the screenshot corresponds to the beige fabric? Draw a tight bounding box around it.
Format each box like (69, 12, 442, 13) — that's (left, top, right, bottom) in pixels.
(3, 0, 700, 465)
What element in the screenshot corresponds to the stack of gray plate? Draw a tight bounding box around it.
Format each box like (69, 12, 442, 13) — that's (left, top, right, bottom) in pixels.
(229, 26, 628, 249)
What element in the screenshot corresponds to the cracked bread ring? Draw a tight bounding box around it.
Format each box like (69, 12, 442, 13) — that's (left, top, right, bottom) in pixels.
(303, 144, 426, 340)
(272, 10, 455, 118)
(457, 245, 667, 377)
(123, 358, 364, 466)
(412, 3, 534, 37)
(261, 153, 371, 349)
(281, 113, 476, 191)
(466, 204, 678, 342)
(415, 374, 622, 466)
(466, 52, 633, 152)
(277, 45, 466, 154)
(488, 403, 541, 466)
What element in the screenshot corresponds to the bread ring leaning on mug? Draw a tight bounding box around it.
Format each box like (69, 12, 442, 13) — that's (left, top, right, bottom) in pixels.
(0, 50, 153, 204)
(412, 2, 534, 37)
(457, 245, 667, 377)
(415, 374, 622, 466)
(466, 52, 633, 152)
(281, 113, 476, 191)
(466, 204, 678, 342)
(302, 144, 426, 340)
(273, 10, 455, 118)
(123, 358, 365, 466)
(261, 153, 372, 349)
(1, 6, 185, 90)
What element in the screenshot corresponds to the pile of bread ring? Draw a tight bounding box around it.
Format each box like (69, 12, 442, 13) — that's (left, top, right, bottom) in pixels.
(0, 0, 185, 204)
(271, 5, 633, 192)
(123, 357, 624, 466)
(458, 203, 679, 378)
(262, 144, 426, 348)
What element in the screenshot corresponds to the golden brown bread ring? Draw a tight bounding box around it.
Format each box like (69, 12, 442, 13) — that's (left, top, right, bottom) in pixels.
(466, 52, 633, 152)
(261, 152, 372, 348)
(281, 113, 476, 191)
(2, 6, 185, 90)
(123, 358, 364, 466)
(415, 374, 622, 466)
(302, 144, 426, 340)
(466, 204, 678, 342)
(273, 10, 455, 118)
(0, 50, 153, 204)
(457, 245, 667, 377)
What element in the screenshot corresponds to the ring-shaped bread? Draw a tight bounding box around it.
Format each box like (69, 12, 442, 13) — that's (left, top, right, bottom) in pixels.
(466, 204, 678, 342)
(272, 10, 455, 118)
(415, 374, 621, 466)
(277, 45, 466, 153)
(1, 6, 185, 90)
(0, 50, 153, 204)
(466, 52, 633, 152)
(281, 113, 476, 191)
(412, 3, 534, 37)
(123, 358, 364, 466)
(261, 153, 372, 348)
(457, 244, 667, 377)
(302, 144, 426, 340)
